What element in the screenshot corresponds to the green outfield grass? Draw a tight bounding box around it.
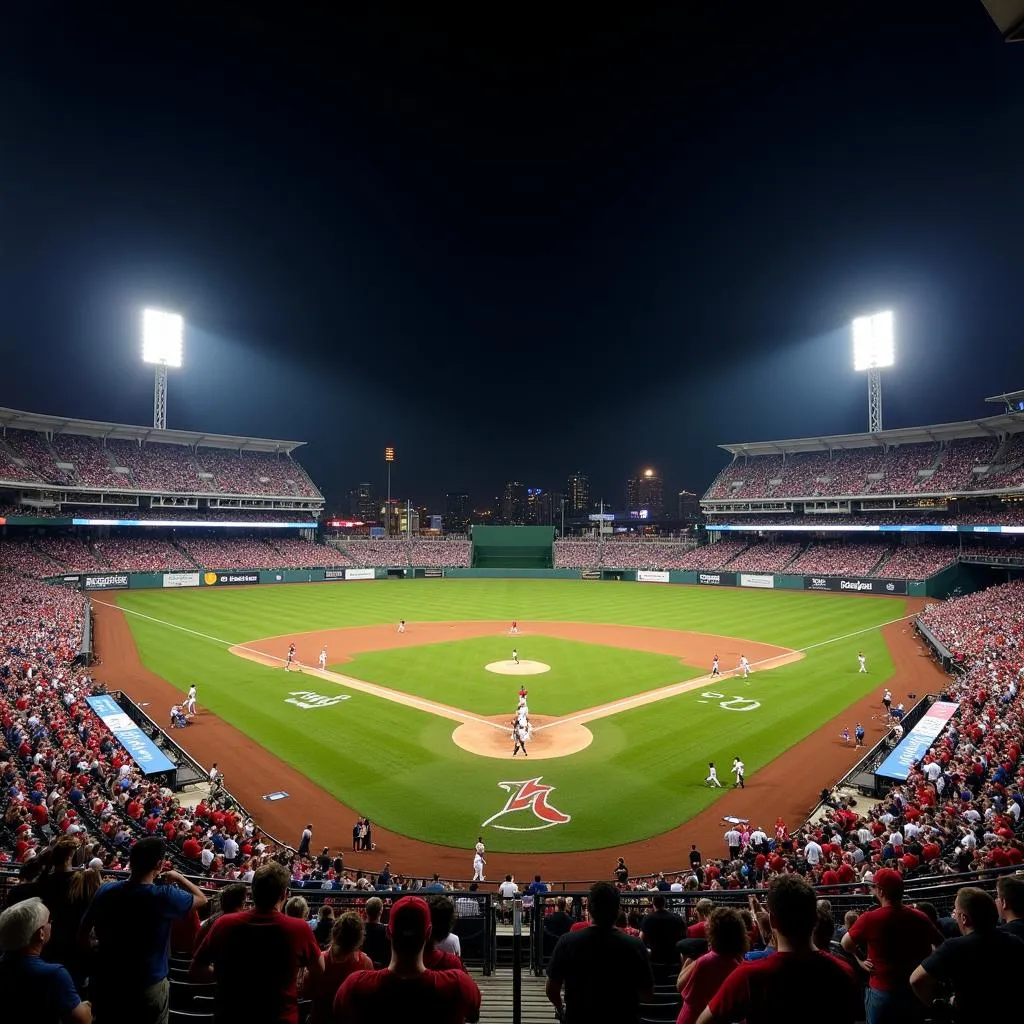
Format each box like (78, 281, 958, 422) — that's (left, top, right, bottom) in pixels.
(335, 636, 704, 716)
(115, 580, 905, 852)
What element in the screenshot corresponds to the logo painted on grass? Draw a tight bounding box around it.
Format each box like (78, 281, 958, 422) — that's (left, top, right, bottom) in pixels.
(285, 690, 351, 709)
(481, 777, 571, 832)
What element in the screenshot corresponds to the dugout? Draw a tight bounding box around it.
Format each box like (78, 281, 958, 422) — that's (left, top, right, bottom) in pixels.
(470, 525, 554, 569)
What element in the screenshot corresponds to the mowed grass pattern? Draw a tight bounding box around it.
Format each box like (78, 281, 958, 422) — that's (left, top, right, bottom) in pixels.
(337, 636, 704, 717)
(116, 580, 905, 852)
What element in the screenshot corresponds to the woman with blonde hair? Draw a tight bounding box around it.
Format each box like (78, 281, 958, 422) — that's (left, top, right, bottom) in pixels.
(303, 911, 372, 1024)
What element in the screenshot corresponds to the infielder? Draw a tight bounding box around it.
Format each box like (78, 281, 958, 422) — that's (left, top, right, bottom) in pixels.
(711, 655, 720, 677)
(705, 761, 723, 788)
(510, 620, 519, 635)
(512, 648, 519, 665)
(882, 688, 892, 715)
(285, 643, 296, 671)
(398, 619, 406, 634)
(318, 646, 328, 670)
(858, 652, 867, 673)
(732, 757, 745, 789)
(185, 684, 198, 716)
(738, 655, 750, 679)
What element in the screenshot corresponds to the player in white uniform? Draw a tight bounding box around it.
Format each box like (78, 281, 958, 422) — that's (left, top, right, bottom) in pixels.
(185, 685, 197, 716)
(739, 655, 750, 679)
(318, 646, 328, 670)
(512, 719, 531, 756)
(398, 619, 406, 633)
(732, 757, 745, 789)
(512, 648, 519, 665)
(858, 652, 867, 673)
(711, 655, 720, 677)
(285, 643, 296, 671)
(705, 761, 723, 787)
(472, 850, 486, 881)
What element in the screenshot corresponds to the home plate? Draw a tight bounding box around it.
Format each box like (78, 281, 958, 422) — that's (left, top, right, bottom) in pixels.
(485, 660, 551, 675)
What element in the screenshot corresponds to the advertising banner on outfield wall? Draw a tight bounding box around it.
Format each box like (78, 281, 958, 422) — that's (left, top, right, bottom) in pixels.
(876, 701, 960, 780)
(162, 572, 201, 589)
(61, 575, 82, 586)
(84, 574, 130, 591)
(323, 569, 347, 581)
(637, 570, 670, 583)
(697, 571, 736, 587)
(202, 572, 260, 586)
(740, 573, 775, 589)
(803, 576, 907, 595)
(344, 568, 376, 581)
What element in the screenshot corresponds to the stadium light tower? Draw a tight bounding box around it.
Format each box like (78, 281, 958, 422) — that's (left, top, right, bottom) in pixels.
(141, 308, 184, 430)
(852, 310, 894, 434)
(385, 446, 395, 537)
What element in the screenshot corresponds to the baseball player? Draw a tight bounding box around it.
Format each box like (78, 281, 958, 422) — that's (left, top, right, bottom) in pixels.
(732, 757, 745, 789)
(472, 848, 486, 882)
(882, 688, 892, 715)
(840, 726, 851, 745)
(185, 684, 197, 716)
(318, 646, 328, 670)
(711, 655, 720, 677)
(512, 719, 531, 757)
(518, 685, 528, 702)
(517, 703, 529, 723)
(285, 643, 296, 671)
(510, 620, 519, 635)
(705, 762, 723, 788)
(855, 722, 865, 747)
(858, 652, 868, 673)
(398, 619, 406, 634)
(512, 648, 519, 665)
(738, 655, 750, 679)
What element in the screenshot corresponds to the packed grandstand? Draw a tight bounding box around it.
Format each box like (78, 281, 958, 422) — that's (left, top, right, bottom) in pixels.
(3, 404, 1024, 1022)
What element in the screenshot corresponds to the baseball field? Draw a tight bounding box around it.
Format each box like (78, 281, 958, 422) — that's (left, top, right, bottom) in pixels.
(94, 578, 929, 866)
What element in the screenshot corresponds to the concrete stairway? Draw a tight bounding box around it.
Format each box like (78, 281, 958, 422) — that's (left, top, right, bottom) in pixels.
(477, 969, 553, 1024)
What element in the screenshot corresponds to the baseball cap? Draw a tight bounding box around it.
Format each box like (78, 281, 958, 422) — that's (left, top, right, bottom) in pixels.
(387, 896, 431, 944)
(872, 867, 904, 899)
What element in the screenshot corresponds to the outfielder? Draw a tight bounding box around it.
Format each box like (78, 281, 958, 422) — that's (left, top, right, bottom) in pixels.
(705, 761, 723, 788)
(185, 684, 197, 716)
(318, 646, 328, 671)
(857, 652, 867, 673)
(732, 757, 745, 789)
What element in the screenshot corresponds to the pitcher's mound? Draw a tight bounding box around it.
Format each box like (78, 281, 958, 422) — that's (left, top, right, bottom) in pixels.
(485, 660, 550, 675)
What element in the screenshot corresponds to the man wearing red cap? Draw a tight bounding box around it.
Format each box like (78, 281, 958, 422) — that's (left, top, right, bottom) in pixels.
(841, 867, 942, 1024)
(334, 895, 480, 1023)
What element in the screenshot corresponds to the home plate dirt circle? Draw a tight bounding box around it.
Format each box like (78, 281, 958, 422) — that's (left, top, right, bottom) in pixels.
(451, 715, 593, 760)
(485, 659, 550, 675)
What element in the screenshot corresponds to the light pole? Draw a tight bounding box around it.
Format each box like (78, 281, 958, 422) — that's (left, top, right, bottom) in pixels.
(560, 498, 565, 538)
(141, 308, 184, 430)
(385, 447, 395, 537)
(852, 311, 894, 434)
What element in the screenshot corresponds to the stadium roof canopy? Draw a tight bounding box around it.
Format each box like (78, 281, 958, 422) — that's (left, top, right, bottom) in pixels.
(719, 411, 1024, 457)
(980, 1, 1024, 41)
(0, 407, 306, 454)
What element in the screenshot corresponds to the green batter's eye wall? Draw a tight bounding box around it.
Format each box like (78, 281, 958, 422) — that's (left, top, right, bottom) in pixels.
(470, 525, 555, 569)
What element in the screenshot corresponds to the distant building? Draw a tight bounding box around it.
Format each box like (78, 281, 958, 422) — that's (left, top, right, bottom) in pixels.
(502, 481, 528, 524)
(444, 491, 470, 533)
(627, 468, 664, 519)
(349, 481, 375, 522)
(566, 472, 590, 514)
(678, 490, 700, 522)
(525, 488, 552, 525)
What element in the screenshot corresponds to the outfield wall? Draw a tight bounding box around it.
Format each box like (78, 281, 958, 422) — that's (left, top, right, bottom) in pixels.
(48, 565, 937, 593)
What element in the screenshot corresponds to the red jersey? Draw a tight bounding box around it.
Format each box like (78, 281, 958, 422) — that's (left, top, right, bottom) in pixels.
(846, 904, 943, 991)
(334, 968, 480, 1024)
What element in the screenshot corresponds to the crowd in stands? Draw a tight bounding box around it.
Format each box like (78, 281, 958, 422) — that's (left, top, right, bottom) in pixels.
(342, 540, 413, 568)
(91, 538, 196, 573)
(786, 542, 890, 577)
(404, 540, 471, 568)
(723, 541, 801, 573)
(0, 426, 323, 499)
(0, 505, 320, 523)
(675, 540, 750, 571)
(704, 431, 1024, 501)
(876, 545, 962, 579)
(553, 540, 603, 570)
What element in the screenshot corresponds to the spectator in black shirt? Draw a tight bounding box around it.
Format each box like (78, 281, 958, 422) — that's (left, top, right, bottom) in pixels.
(911, 886, 1024, 1017)
(613, 859, 629, 885)
(361, 896, 390, 968)
(997, 876, 1024, 942)
(545, 898, 574, 939)
(640, 894, 684, 967)
(689, 846, 702, 871)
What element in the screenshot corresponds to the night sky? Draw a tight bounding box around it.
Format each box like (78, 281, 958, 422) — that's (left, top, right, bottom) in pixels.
(2, 4, 1023, 512)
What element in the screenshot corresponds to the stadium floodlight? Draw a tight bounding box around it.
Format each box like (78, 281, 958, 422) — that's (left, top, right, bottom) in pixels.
(852, 310, 894, 433)
(385, 447, 396, 536)
(141, 308, 184, 430)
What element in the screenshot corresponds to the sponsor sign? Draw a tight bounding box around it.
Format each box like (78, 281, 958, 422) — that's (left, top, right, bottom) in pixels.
(86, 695, 176, 775)
(203, 572, 260, 586)
(637, 569, 670, 583)
(739, 573, 774, 589)
(803, 576, 908, 595)
(423, 568, 443, 578)
(162, 572, 201, 589)
(62, 575, 82, 585)
(698, 571, 736, 587)
(581, 570, 601, 580)
(84, 573, 130, 591)
(324, 569, 347, 581)
(876, 701, 960, 780)
(344, 568, 376, 581)
(481, 777, 571, 832)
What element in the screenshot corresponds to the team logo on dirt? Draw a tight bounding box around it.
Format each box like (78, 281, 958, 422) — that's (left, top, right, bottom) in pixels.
(480, 777, 571, 832)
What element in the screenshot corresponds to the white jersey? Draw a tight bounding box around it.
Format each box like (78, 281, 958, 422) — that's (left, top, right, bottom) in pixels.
(187, 686, 197, 701)
(318, 649, 327, 667)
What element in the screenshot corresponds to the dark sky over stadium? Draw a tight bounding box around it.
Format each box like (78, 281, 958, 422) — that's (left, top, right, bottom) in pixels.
(2, 3, 1023, 512)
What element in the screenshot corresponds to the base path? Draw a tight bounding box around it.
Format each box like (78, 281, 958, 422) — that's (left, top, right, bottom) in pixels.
(90, 600, 945, 881)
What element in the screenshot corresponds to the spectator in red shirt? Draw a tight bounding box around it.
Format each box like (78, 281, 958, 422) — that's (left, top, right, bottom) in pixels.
(303, 912, 372, 1024)
(697, 875, 862, 1024)
(333, 895, 480, 1024)
(190, 861, 323, 1024)
(842, 867, 942, 1024)
(677, 907, 748, 1024)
